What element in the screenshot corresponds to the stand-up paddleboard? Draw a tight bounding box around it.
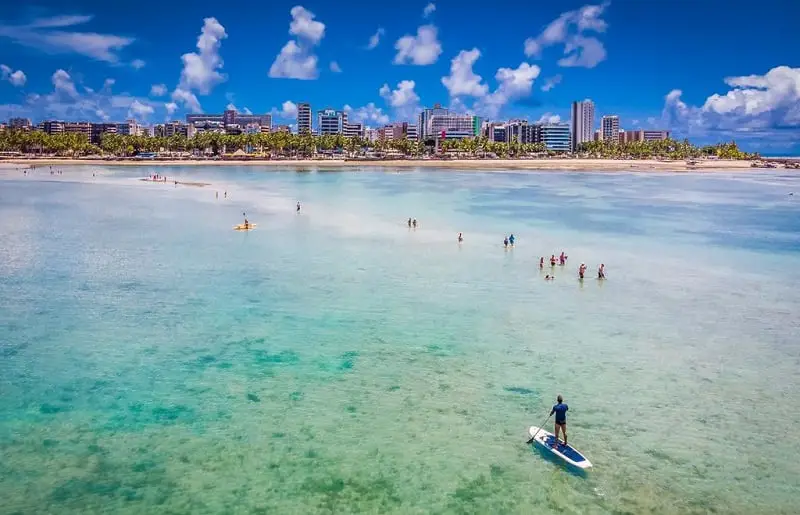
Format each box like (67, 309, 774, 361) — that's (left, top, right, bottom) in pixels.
(528, 426, 592, 470)
(233, 223, 257, 231)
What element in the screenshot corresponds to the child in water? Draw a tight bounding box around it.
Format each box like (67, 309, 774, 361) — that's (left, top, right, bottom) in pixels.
(503, 237, 509, 248)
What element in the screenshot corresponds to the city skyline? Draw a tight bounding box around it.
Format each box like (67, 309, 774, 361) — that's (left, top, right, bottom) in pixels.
(0, 1, 798, 153)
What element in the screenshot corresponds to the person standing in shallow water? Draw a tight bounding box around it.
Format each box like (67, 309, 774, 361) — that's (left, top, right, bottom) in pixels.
(598, 264, 606, 279)
(297, 202, 301, 212)
(551, 395, 568, 446)
(503, 237, 508, 248)
(408, 218, 412, 228)
(457, 232, 463, 243)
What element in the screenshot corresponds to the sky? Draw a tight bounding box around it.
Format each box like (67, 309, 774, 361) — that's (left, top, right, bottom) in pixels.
(0, 0, 799, 153)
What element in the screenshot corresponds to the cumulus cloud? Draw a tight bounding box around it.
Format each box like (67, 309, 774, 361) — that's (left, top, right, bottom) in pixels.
(536, 112, 562, 124)
(344, 103, 390, 126)
(130, 59, 146, 70)
(171, 87, 202, 114)
(441, 49, 488, 97)
(329, 61, 342, 73)
(269, 40, 318, 80)
(165, 102, 178, 115)
(662, 66, 800, 137)
(271, 100, 298, 120)
(541, 74, 562, 92)
(379, 80, 421, 119)
(394, 25, 441, 65)
(524, 2, 609, 69)
(0, 69, 160, 122)
(0, 14, 134, 63)
(423, 3, 436, 17)
(478, 63, 541, 118)
(289, 6, 325, 44)
(150, 83, 167, 97)
(270, 6, 325, 80)
(178, 17, 227, 94)
(367, 28, 384, 50)
(0, 64, 26, 87)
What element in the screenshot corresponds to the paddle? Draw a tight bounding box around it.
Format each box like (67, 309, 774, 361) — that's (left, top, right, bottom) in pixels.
(526, 412, 553, 444)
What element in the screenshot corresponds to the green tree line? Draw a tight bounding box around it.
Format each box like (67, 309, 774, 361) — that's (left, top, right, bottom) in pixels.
(0, 128, 756, 160)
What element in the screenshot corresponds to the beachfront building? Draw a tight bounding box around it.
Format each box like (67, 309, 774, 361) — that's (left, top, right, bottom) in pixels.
(571, 99, 595, 151)
(187, 111, 271, 131)
(193, 120, 226, 134)
(406, 123, 418, 141)
(378, 122, 410, 141)
(418, 104, 480, 141)
(39, 120, 65, 135)
(364, 128, 378, 142)
(621, 129, 671, 143)
(317, 109, 347, 135)
(9, 117, 32, 129)
(594, 129, 602, 142)
(91, 123, 118, 145)
(492, 125, 507, 143)
(601, 115, 620, 143)
(297, 103, 312, 134)
(273, 125, 291, 133)
(117, 120, 141, 136)
(538, 123, 572, 152)
(505, 119, 530, 144)
(343, 122, 363, 139)
(164, 121, 193, 138)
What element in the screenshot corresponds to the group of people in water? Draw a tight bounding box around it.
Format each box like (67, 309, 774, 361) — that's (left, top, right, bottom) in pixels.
(407, 218, 418, 228)
(539, 252, 605, 281)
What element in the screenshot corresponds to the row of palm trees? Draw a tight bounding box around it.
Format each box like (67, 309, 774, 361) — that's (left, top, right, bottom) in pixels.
(0, 128, 756, 160)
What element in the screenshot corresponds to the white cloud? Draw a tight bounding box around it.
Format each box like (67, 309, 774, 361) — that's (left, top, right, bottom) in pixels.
(103, 78, 115, 90)
(0, 64, 26, 87)
(128, 99, 154, 119)
(269, 40, 318, 80)
(0, 69, 161, 122)
(662, 66, 800, 135)
(536, 113, 561, 124)
(271, 100, 298, 119)
(394, 24, 441, 66)
(150, 84, 167, 97)
(524, 2, 609, 69)
(171, 87, 202, 113)
(367, 28, 384, 50)
(441, 49, 488, 98)
(289, 6, 325, 45)
(329, 61, 342, 73)
(269, 6, 325, 80)
(178, 17, 227, 95)
(165, 102, 178, 115)
(478, 62, 541, 118)
(379, 80, 420, 108)
(130, 59, 146, 70)
(243, 107, 253, 115)
(423, 3, 436, 17)
(344, 103, 390, 126)
(541, 74, 562, 92)
(0, 15, 134, 63)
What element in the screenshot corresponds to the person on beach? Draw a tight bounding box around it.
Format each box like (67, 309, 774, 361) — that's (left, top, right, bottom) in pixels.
(579, 263, 587, 280)
(539, 257, 544, 269)
(551, 395, 569, 447)
(509, 234, 515, 246)
(503, 237, 509, 248)
(550, 255, 557, 267)
(458, 232, 463, 243)
(598, 264, 606, 279)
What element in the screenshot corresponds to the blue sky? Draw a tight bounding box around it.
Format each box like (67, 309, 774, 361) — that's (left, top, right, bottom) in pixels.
(1, 0, 798, 152)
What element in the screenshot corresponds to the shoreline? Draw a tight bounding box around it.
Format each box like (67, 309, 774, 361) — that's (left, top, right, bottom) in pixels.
(0, 157, 786, 173)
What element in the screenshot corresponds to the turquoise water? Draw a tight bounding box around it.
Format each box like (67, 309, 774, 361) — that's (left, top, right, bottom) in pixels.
(1, 165, 799, 514)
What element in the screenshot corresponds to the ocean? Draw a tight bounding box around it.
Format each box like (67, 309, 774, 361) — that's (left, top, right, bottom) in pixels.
(1, 165, 798, 514)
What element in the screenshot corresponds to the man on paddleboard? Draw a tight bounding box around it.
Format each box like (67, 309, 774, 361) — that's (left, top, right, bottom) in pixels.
(551, 395, 568, 447)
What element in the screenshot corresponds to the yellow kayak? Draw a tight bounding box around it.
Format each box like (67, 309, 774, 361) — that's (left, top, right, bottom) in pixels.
(233, 223, 257, 231)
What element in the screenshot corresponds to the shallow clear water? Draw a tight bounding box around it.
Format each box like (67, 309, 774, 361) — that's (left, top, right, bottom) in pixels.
(1, 166, 799, 514)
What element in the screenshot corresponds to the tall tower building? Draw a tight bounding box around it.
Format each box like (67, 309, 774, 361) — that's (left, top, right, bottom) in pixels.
(601, 115, 620, 143)
(297, 102, 312, 134)
(570, 99, 595, 151)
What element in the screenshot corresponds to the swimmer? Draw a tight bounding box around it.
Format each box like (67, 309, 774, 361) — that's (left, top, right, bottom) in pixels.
(503, 237, 509, 248)
(458, 232, 463, 243)
(579, 263, 587, 280)
(598, 264, 605, 279)
(539, 257, 544, 269)
(509, 234, 515, 246)
(550, 255, 556, 267)
(545, 275, 554, 281)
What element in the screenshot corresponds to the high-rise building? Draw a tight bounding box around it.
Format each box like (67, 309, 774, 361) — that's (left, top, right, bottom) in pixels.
(418, 104, 480, 140)
(620, 129, 671, 143)
(364, 127, 378, 142)
(601, 115, 620, 143)
(297, 103, 312, 134)
(117, 120, 141, 136)
(506, 119, 529, 143)
(570, 99, 595, 151)
(187, 112, 271, 129)
(317, 109, 346, 135)
(273, 125, 291, 133)
(64, 122, 91, 140)
(40, 120, 65, 135)
(594, 129, 602, 142)
(9, 117, 32, 129)
(91, 123, 118, 145)
(406, 123, 418, 141)
(538, 123, 572, 152)
(378, 122, 409, 141)
(344, 121, 363, 139)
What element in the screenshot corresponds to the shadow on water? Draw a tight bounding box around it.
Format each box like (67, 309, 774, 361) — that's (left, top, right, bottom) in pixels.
(528, 442, 590, 479)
